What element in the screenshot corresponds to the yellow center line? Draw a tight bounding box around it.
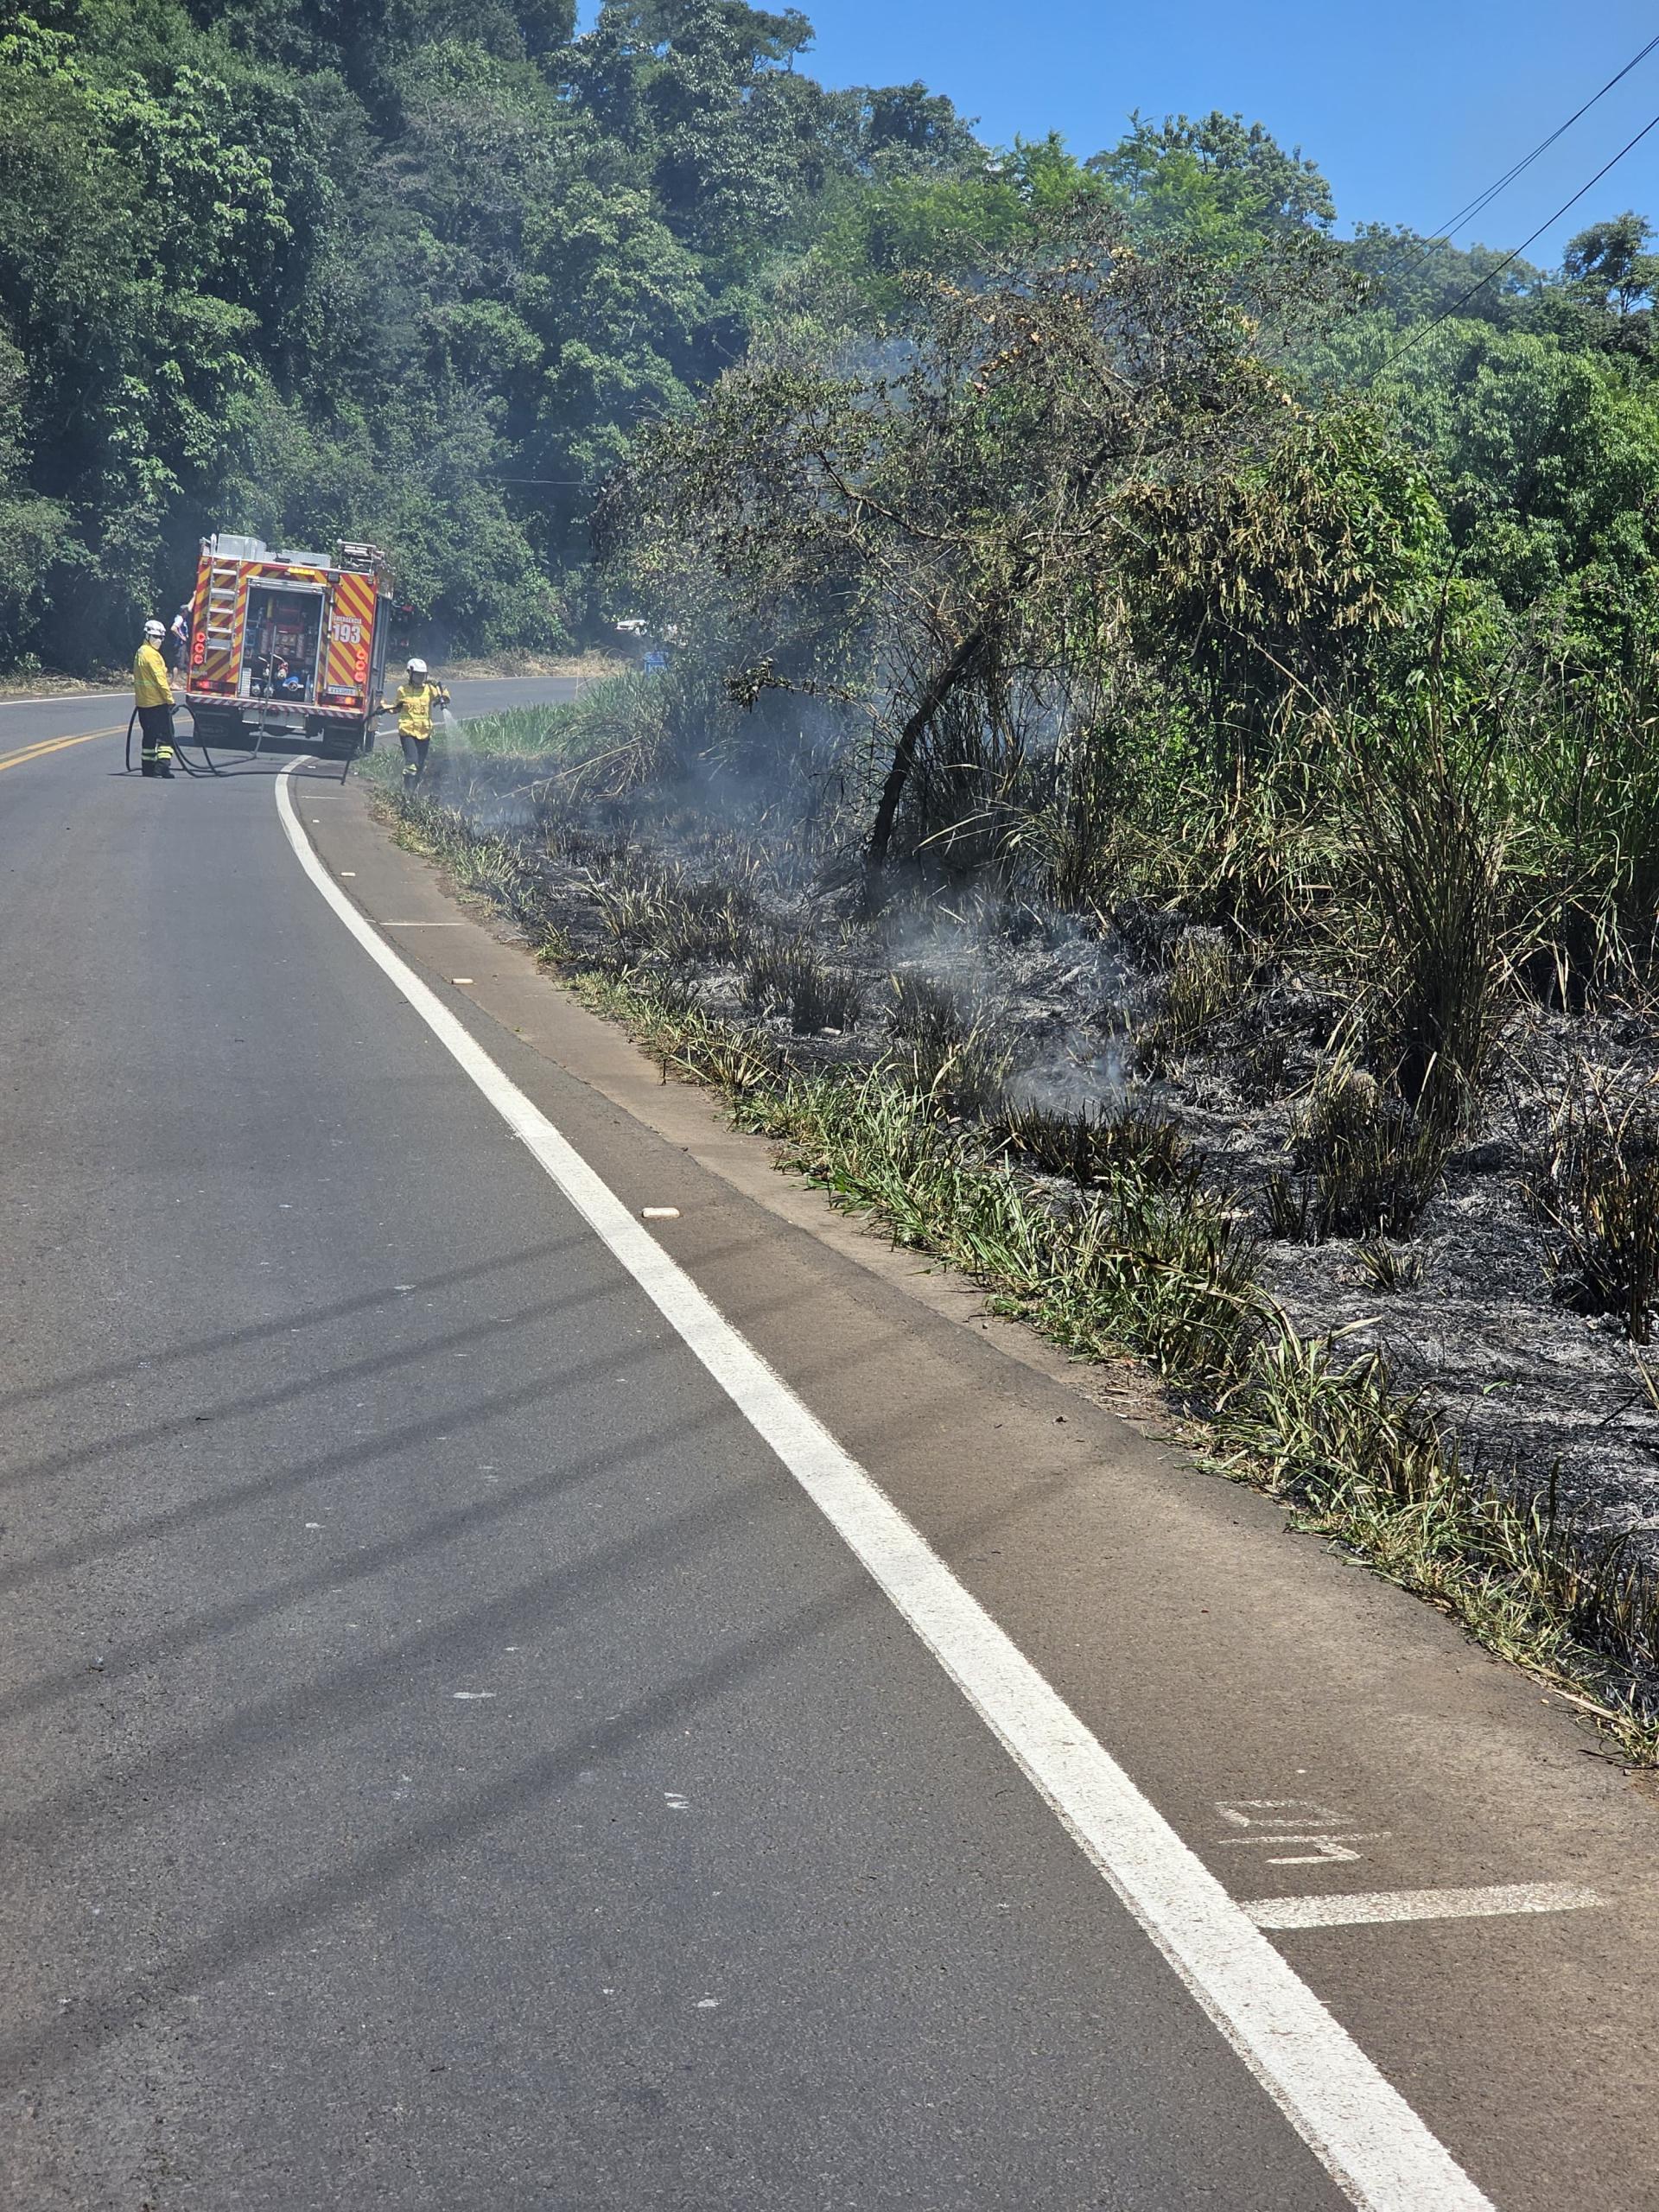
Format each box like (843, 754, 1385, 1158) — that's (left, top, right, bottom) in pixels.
(0, 726, 126, 772)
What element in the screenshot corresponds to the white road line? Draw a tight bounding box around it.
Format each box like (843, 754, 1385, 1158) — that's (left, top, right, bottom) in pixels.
(1244, 1885, 1602, 1931)
(276, 762, 1493, 2212)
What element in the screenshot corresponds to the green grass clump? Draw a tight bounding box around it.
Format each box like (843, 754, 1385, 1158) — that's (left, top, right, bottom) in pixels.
(449, 702, 579, 758)
(887, 973, 1013, 1115)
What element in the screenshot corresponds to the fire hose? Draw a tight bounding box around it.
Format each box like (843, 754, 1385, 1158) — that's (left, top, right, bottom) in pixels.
(124, 704, 230, 778)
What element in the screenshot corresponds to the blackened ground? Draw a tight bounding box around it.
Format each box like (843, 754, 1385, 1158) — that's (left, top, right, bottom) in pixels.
(406, 756, 1659, 1573)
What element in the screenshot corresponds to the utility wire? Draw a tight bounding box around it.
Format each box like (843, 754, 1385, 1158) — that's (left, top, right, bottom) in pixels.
(1388, 104, 1659, 368)
(1432, 31, 1659, 240)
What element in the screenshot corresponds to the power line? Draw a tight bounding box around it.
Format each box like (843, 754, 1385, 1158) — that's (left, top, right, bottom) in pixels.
(1432, 32, 1659, 240)
(1389, 104, 1659, 368)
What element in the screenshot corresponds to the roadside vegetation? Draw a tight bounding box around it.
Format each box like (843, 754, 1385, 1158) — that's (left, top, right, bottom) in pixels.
(370, 747, 1659, 1760)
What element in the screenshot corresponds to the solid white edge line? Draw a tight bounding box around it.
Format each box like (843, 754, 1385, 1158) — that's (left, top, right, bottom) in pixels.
(1244, 1885, 1601, 1931)
(276, 762, 1494, 2212)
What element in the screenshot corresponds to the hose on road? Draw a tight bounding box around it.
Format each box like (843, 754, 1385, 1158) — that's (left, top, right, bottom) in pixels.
(124, 704, 231, 778)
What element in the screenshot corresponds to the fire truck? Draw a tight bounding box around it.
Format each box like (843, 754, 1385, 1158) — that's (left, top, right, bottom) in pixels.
(184, 533, 397, 755)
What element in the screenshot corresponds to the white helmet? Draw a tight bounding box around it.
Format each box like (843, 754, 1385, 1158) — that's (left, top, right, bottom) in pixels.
(407, 657, 428, 677)
(143, 619, 165, 640)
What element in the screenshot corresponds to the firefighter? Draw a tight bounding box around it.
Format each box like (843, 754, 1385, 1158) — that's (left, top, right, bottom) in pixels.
(163, 601, 190, 672)
(385, 657, 448, 786)
(133, 620, 176, 779)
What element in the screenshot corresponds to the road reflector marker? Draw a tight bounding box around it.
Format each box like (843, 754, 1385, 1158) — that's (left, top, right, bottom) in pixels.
(277, 762, 1497, 2212)
(1243, 1884, 1602, 1931)
(643, 1206, 680, 1219)
(451, 976, 474, 985)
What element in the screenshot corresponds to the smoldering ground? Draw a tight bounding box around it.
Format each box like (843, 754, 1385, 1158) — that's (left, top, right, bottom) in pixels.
(391, 729, 1659, 1596)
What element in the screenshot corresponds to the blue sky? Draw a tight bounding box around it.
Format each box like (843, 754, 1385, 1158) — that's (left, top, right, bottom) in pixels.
(791, 1, 1659, 264)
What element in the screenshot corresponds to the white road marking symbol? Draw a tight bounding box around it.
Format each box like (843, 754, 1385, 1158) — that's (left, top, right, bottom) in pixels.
(1244, 1885, 1601, 1931)
(1216, 1799, 1389, 1865)
(279, 765, 1497, 2212)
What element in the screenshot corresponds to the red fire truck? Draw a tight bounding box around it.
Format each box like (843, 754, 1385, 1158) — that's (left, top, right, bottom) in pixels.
(184, 533, 396, 755)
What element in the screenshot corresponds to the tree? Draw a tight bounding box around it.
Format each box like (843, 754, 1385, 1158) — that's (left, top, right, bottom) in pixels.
(1345, 223, 1541, 328)
(610, 202, 1357, 868)
(1089, 111, 1335, 248)
(1564, 212, 1659, 316)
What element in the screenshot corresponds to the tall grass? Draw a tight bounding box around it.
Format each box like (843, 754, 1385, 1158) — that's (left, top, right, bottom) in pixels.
(1347, 711, 1511, 1125)
(887, 974, 1013, 1115)
(1268, 1065, 1454, 1242)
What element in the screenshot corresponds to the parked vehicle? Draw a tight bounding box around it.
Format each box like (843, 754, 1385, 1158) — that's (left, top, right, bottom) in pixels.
(184, 533, 395, 757)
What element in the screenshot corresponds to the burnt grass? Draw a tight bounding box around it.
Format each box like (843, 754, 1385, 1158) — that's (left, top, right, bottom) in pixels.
(398, 753, 1659, 1581)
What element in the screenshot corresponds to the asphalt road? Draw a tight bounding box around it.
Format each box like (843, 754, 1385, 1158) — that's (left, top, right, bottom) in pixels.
(0, 683, 1654, 2211)
(0, 688, 1346, 2206)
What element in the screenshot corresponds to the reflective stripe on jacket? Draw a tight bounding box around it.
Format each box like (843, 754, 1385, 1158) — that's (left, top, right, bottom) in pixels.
(133, 644, 173, 709)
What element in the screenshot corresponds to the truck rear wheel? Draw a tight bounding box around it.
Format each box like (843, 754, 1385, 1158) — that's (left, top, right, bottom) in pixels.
(188, 707, 244, 749)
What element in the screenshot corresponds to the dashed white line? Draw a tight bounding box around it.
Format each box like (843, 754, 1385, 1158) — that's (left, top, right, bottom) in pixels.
(276, 762, 1495, 2212)
(1244, 1885, 1601, 1931)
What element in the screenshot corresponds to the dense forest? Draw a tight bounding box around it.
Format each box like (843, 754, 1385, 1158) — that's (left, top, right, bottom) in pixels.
(6, 0, 1659, 675)
(0, 0, 982, 664)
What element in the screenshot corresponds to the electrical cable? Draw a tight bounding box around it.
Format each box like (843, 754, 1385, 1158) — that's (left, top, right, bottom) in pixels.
(1432, 32, 1659, 240)
(1388, 103, 1659, 368)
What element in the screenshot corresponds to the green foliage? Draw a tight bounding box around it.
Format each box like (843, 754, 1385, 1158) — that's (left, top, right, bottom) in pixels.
(12, 0, 1659, 744)
(1374, 324, 1659, 638)
(0, 0, 988, 667)
(1089, 109, 1335, 249)
(1345, 224, 1542, 328)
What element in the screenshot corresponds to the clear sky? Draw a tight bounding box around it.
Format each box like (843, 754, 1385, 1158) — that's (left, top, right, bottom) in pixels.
(791, 1, 1659, 264)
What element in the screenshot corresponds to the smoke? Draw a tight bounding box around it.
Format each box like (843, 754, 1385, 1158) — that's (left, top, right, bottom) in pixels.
(429, 701, 1164, 1121)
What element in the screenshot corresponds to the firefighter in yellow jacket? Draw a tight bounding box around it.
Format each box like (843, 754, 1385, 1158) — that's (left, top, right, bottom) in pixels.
(384, 657, 449, 786)
(133, 619, 176, 779)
